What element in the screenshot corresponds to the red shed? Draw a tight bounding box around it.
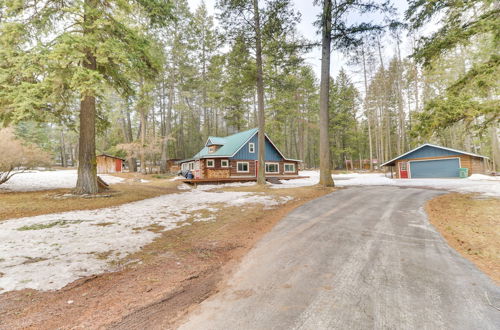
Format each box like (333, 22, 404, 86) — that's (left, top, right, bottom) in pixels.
(97, 154, 124, 174)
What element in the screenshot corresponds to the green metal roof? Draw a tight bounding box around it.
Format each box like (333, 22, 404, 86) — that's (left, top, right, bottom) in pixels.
(187, 128, 258, 161)
(207, 136, 227, 145)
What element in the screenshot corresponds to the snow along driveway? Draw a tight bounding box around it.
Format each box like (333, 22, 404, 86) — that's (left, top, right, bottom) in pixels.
(0, 170, 124, 192)
(0, 187, 292, 293)
(180, 186, 500, 329)
(276, 171, 500, 197)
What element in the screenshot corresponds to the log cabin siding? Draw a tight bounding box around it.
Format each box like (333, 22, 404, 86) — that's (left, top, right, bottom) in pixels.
(197, 158, 299, 179)
(202, 158, 231, 178)
(230, 160, 256, 176)
(471, 156, 486, 174)
(228, 160, 299, 177)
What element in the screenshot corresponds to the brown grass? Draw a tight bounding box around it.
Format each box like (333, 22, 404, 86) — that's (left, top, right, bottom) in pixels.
(0, 174, 180, 221)
(426, 193, 500, 284)
(0, 184, 334, 329)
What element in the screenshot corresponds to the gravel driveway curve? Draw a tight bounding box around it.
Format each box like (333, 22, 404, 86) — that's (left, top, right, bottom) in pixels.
(179, 186, 500, 330)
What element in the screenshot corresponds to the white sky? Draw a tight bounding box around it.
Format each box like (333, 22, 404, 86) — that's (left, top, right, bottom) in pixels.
(187, 0, 411, 93)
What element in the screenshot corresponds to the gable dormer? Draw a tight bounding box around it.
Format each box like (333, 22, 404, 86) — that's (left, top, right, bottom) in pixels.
(206, 136, 226, 153)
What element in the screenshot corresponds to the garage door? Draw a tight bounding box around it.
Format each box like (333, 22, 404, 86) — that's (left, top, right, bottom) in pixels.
(409, 158, 460, 178)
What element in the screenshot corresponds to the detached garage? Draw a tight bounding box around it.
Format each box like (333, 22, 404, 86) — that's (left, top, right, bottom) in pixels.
(382, 144, 488, 179)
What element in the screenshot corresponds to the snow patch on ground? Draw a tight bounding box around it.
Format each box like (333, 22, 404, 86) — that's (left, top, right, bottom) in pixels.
(0, 189, 291, 293)
(275, 170, 500, 197)
(172, 179, 257, 192)
(0, 170, 124, 192)
(193, 182, 257, 191)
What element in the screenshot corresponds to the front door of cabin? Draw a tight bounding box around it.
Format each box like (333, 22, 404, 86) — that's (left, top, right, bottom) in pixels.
(399, 161, 409, 179)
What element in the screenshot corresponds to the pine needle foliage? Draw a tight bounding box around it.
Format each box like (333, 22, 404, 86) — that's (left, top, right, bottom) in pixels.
(407, 0, 499, 136)
(0, 0, 173, 127)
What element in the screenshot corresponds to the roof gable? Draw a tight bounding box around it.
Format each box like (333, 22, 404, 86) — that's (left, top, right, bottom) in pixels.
(232, 134, 284, 161)
(188, 128, 258, 160)
(179, 128, 303, 163)
(401, 145, 461, 159)
(97, 154, 125, 161)
(206, 136, 227, 146)
(381, 144, 488, 166)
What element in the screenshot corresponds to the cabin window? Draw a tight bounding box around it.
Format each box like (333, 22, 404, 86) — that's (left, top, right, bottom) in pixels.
(248, 143, 255, 153)
(237, 162, 249, 173)
(265, 162, 279, 173)
(209, 145, 218, 153)
(221, 159, 229, 167)
(207, 159, 215, 168)
(284, 163, 295, 173)
(182, 163, 188, 171)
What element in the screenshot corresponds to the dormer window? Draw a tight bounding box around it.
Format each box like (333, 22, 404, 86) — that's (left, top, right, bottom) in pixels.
(209, 145, 219, 153)
(249, 143, 255, 153)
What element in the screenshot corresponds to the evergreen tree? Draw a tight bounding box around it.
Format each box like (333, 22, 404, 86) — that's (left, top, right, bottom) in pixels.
(315, 0, 396, 186)
(407, 0, 499, 135)
(217, 0, 299, 185)
(0, 0, 172, 193)
(329, 70, 360, 168)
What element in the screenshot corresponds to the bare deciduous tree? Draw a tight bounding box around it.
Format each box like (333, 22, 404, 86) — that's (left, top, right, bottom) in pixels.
(0, 128, 51, 185)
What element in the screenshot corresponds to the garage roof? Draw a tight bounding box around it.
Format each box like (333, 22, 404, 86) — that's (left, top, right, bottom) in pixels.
(381, 144, 488, 167)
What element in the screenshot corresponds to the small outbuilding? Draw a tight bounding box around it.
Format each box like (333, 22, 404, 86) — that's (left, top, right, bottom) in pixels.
(382, 144, 488, 178)
(97, 154, 124, 174)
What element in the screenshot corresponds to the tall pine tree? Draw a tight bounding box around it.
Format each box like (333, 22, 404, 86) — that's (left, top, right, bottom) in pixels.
(0, 0, 173, 193)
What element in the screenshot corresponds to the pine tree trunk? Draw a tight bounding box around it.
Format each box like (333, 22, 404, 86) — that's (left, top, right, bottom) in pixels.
(361, 45, 373, 171)
(75, 1, 98, 194)
(253, 0, 266, 185)
(491, 125, 500, 171)
(318, 0, 334, 187)
(120, 98, 137, 172)
(75, 78, 98, 193)
(60, 129, 66, 167)
(140, 108, 147, 174)
(160, 79, 174, 173)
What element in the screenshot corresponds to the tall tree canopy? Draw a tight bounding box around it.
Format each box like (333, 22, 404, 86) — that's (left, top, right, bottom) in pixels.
(407, 0, 499, 136)
(217, 0, 300, 184)
(315, 0, 396, 186)
(0, 0, 173, 193)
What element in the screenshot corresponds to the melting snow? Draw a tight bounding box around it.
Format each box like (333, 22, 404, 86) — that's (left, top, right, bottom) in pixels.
(275, 170, 500, 197)
(0, 189, 291, 293)
(0, 170, 124, 192)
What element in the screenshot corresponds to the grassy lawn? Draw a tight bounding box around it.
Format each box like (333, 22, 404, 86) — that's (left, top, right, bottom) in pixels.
(0, 173, 180, 221)
(426, 193, 500, 284)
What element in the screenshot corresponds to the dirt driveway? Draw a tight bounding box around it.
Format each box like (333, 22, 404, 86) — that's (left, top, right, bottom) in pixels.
(179, 186, 500, 329)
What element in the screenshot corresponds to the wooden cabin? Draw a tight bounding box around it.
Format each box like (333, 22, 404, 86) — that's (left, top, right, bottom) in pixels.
(178, 128, 301, 181)
(97, 154, 124, 174)
(382, 144, 488, 178)
(166, 159, 181, 173)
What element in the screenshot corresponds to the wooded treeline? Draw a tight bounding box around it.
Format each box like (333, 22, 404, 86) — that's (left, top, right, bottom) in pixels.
(1, 0, 499, 180)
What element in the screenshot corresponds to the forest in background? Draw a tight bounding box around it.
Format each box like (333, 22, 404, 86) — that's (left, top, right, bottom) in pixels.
(1, 0, 499, 176)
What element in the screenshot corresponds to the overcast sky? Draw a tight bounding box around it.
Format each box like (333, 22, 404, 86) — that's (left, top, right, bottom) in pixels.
(187, 0, 411, 93)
